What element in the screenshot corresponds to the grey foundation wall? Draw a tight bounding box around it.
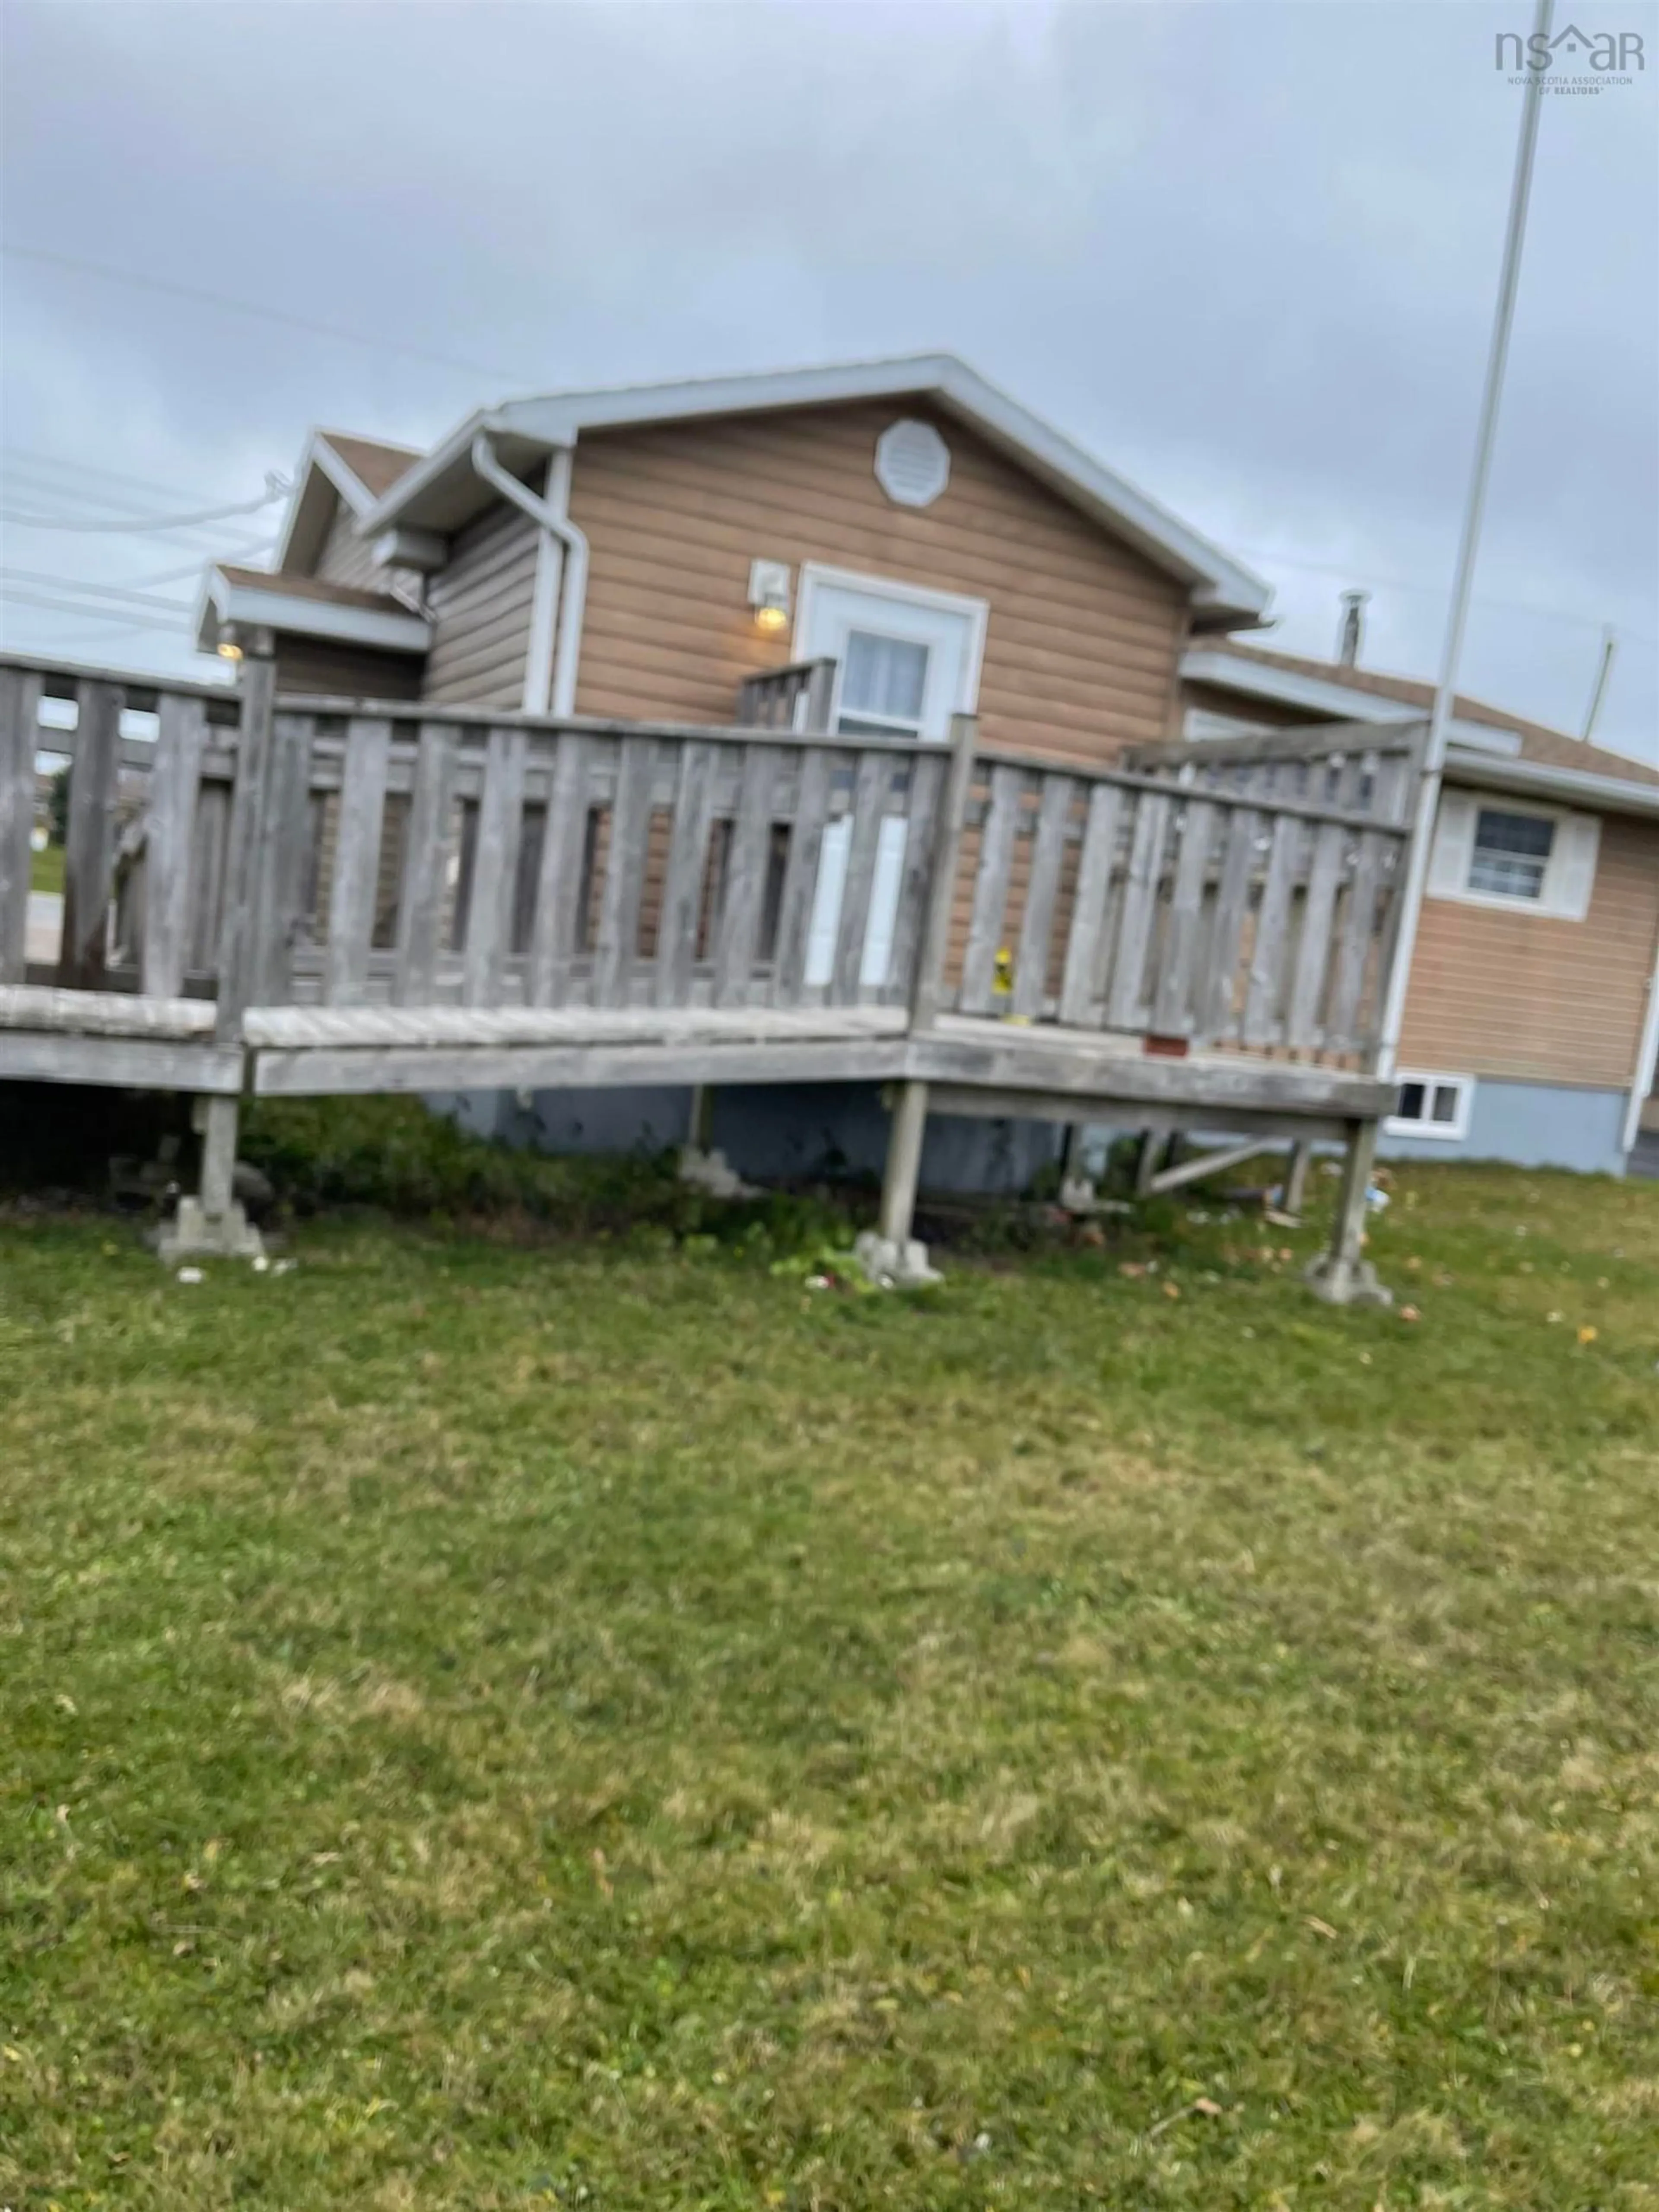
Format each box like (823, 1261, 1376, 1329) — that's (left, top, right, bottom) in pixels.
(435, 1082, 1066, 1196)
(1377, 1076, 1629, 1176)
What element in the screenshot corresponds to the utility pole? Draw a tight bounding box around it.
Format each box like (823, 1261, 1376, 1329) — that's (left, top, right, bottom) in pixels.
(1376, 0, 1553, 1081)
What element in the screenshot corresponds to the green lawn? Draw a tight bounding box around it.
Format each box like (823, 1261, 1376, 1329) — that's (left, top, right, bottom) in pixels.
(2, 1163, 1656, 2209)
(30, 840, 65, 895)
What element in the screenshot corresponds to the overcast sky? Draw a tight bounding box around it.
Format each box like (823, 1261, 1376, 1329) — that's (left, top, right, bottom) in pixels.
(3, 0, 1655, 761)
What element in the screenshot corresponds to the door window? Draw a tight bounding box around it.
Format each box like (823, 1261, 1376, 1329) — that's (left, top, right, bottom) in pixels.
(838, 630, 929, 737)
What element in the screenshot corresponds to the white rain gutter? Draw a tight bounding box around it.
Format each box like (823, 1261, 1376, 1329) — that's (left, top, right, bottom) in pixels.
(468, 431, 588, 716)
(1375, 0, 1550, 1085)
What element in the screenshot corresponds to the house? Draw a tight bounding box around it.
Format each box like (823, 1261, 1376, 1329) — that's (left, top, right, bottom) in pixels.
(1178, 640, 1659, 1176)
(191, 353, 1658, 1181)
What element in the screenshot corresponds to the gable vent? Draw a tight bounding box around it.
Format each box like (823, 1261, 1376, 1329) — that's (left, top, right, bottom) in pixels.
(875, 418, 950, 509)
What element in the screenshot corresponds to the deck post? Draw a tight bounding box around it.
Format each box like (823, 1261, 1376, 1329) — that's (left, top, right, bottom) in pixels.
(1304, 1117, 1390, 1307)
(1135, 1128, 1171, 1197)
(854, 711, 976, 1289)
(156, 1093, 264, 1264)
(879, 1078, 929, 1244)
(675, 1083, 760, 1200)
(1283, 1137, 1314, 1218)
(908, 712, 977, 1034)
(154, 630, 273, 1264)
(856, 1078, 939, 1288)
(211, 629, 278, 1044)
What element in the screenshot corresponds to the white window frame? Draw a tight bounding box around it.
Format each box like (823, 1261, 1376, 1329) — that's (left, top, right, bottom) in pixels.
(1427, 791, 1600, 920)
(1385, 1070, 1475, 1143)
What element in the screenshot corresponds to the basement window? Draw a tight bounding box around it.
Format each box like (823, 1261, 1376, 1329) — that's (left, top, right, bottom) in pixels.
(1385, 1071, 1473, 1143)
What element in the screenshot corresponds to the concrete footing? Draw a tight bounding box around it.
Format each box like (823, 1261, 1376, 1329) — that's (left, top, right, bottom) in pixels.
(154, 1196, 266, 1263)
(853, 1229, 942, 1289)
(677, 1146, 760, 1200)
(1303, 1253, 1392, 1308)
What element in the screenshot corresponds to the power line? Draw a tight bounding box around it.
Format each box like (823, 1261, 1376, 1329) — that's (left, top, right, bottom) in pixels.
(0, 443, 235, 506)
(0, 586, 193, 624)
(0, 479, 287, 534)
(5, 241, 529, 385)
(0, 568, 197, 614)
(1239, 542, 1659, 650)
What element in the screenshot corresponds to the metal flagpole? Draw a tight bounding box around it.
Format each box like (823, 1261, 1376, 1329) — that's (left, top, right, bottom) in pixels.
(1375, 0, 1554, 1081)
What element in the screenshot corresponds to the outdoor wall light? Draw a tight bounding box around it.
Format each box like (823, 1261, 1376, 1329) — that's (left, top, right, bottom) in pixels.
(747, 557, 792, 634)
(216, 639, 243, 662)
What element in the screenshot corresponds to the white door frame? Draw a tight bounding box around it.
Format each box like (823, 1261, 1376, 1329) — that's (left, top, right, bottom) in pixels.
(792, 562, 989, 733)
(792, 565, 988, 991)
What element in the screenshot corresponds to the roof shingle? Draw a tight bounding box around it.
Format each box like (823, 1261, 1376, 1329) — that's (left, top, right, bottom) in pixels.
(1215, 641, 1659, 789)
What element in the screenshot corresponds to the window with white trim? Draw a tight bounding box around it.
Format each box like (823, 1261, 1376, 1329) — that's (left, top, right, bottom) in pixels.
(1427, 793, 1599, 919)
(1385, 1071, 1474, 1142)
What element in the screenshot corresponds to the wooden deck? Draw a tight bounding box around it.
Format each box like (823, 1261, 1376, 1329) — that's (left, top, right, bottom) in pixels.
(0, 645, 1422, 1288)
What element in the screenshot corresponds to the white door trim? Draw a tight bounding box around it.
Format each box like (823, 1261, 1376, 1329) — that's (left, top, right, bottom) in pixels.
(792, 561, 988, 720)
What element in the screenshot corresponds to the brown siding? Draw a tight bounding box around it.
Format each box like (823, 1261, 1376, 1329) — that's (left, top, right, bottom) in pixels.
(567, 401, 1188, 762)
(274, 640, 424, 700)
(1400, 805, 1659, 1089)
(422, 500, 539, 710)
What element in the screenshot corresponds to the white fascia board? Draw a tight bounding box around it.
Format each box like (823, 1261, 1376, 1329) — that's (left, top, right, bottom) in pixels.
(311, 433, 383, 508)
(353, 409, 497, 536)
(1182, 648, 1423, 723)
(1444, 718, 1523, 757)
(1443, 750, 1659, 820)
(365, 355, 1271, 615)
(272, 428, 388, 573)
(193, 576, 226, 655)
(203, 571, 431, 655)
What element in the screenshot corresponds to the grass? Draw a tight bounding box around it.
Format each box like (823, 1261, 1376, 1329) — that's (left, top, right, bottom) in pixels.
(30, 840, 65, 896)
(2, 1145, 1657, 2209)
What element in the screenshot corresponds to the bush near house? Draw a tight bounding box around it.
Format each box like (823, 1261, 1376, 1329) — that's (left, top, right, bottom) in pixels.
(1, 1151, 1655, 2210)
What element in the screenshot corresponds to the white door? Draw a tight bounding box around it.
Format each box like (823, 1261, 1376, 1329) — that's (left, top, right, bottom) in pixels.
(796, 570, 985, 989)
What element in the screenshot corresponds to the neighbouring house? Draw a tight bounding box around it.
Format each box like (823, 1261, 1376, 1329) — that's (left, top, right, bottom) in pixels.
(1178, 640, 1659, 1176)
(192, 354, 1659, 1180)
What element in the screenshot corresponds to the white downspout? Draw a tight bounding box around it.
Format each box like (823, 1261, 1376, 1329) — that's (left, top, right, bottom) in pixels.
(469, 431, 589, 716)
(1621, 919, 1659, 1162)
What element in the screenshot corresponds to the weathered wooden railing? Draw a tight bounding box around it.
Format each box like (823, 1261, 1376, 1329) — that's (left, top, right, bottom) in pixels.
(0, 656, 243, 994)
(735, 659, 836, 733)
(257, 706, 951, 1013)
(0, 651, 1421, 1072)
(927, 720, 1422, 1063)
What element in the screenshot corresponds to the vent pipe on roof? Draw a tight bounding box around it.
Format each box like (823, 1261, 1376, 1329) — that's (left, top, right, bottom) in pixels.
(1337, 589, 1368, 668)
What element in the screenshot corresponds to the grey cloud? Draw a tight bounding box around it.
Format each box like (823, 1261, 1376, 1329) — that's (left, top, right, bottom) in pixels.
(2, 0, 1654, 754)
